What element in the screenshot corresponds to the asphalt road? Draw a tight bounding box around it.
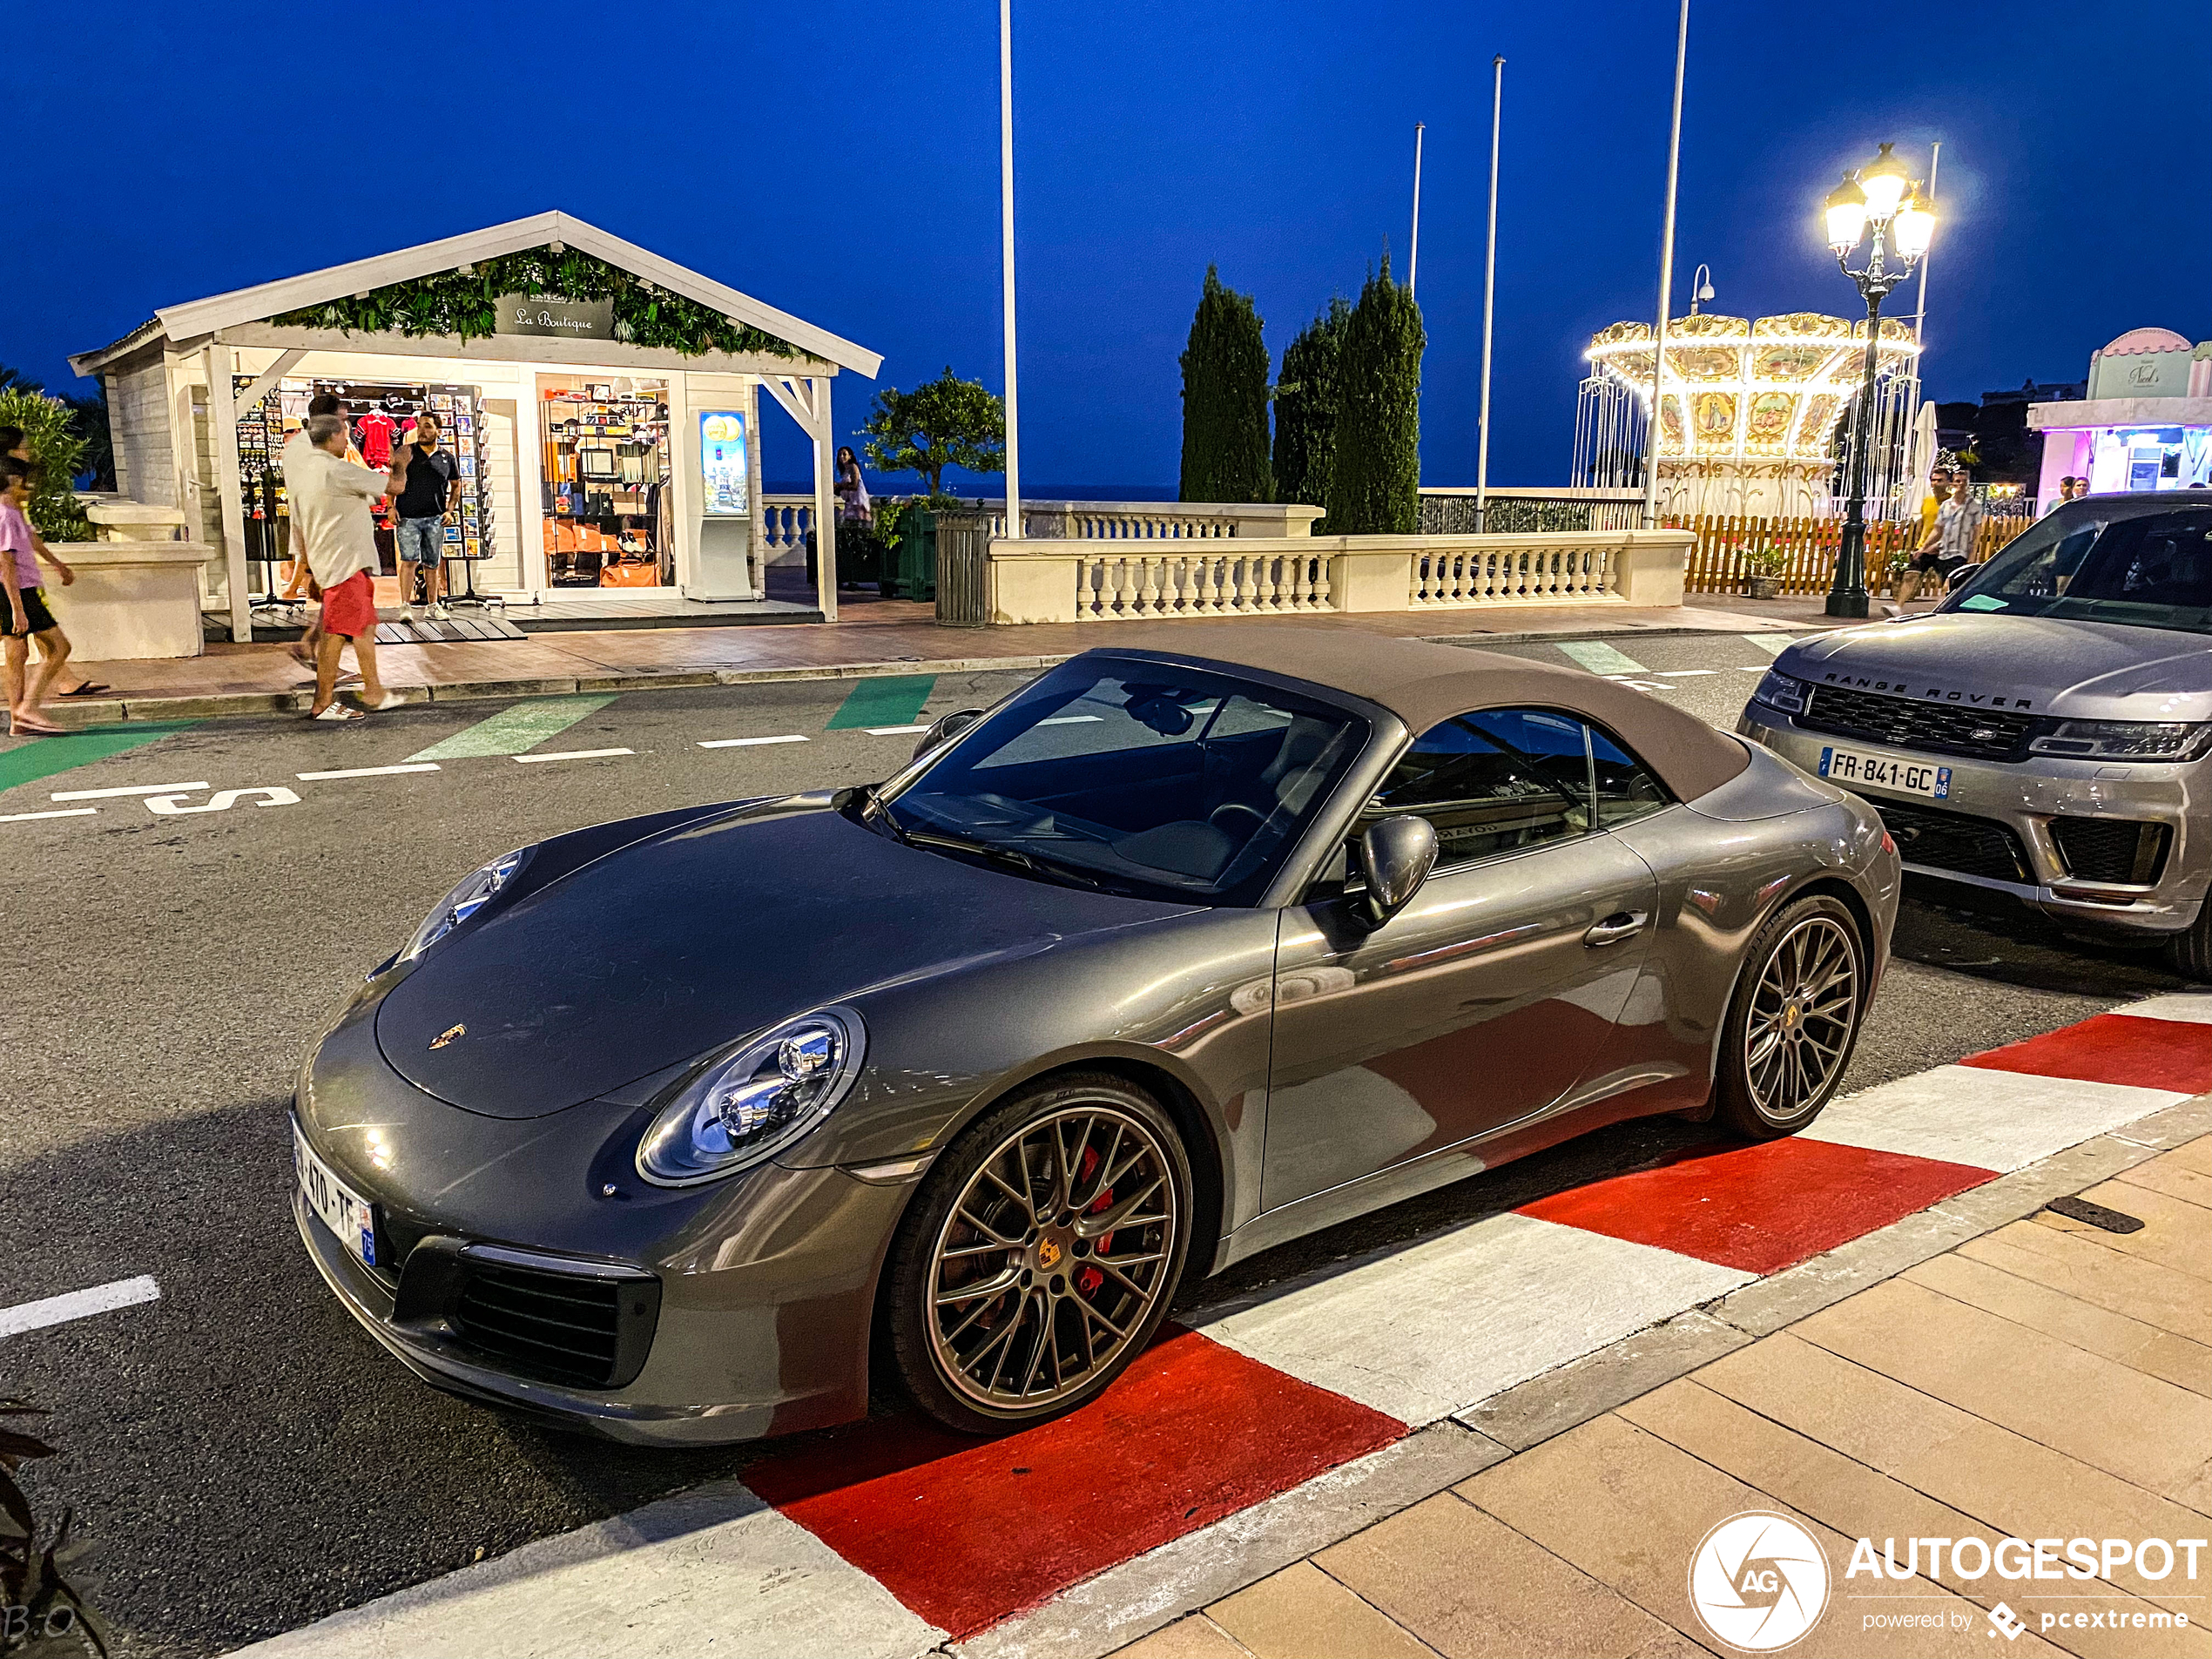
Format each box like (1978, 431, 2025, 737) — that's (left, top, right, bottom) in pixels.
(0, 630, 2194, 1658)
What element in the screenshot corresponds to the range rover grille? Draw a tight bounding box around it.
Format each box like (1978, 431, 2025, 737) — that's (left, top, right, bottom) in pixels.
(1801, 684, 2034, 763)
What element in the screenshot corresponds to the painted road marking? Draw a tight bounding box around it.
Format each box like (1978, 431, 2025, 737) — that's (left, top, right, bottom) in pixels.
(1196, 1212, 1751, 1426)
(148, 786, 300, 815)
(1608, 677, 1678, 692)
(2111, 994, 2212, 1026)
(51, 779, 210, 800)
(0, 1274, 161, 1339)
(0, 721, 198, 799)
(1745, 634, 1798, 655)
(1558, 640, 1648, 676)
(1737, 664, 1770, 670)
(699, 734, 808, 749)
(827, 675, 936, 731)
(865, 725, 930, 737)
(296, 764, 442, 781)
(1039, 715, 1103, 725)
(1656, 669, 1716, 677)
(1, 806, 97, 824)
(1960, 1010, 2212, 1095)
(513, 747, 633, 764)
(405, 694, 617, 762)
(1803, 1065, 2187, 1173)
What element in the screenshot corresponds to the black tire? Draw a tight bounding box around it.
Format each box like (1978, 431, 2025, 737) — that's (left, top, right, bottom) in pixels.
(1715, 894, 1868, 1140)
(2167, 900, 2212, 983)
(885, 1071, 1193, 1434)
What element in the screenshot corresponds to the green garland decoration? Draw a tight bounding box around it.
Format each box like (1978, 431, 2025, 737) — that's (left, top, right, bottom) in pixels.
(271, 249, 805, 360)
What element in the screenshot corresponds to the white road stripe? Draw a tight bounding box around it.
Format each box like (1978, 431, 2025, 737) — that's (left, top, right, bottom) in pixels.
(1803, 1064, 2188, 1173)
(0, 1275, 161, 1339)
(2108, 994, 2212, 1026)
(866, 725, 931, 736)
(1738, 664, 1770, 671)
(1656, 669, 1716, 677)
(2, 806, 98, 823)
(1039, 715, 1103, 725)
(228, 1477, 943, 1659)
(296, 764, 442, 781)
(51, 780, 208, 800)
(513, 748, 633, 765)
(698, 734, 808, 748)
(1194, 1212, 1751, 1426)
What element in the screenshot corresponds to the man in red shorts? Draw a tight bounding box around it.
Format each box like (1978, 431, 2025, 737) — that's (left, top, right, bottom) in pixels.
(290, 413, 403, 721)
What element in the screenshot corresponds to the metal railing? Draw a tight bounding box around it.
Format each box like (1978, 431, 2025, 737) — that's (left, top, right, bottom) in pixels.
(1419, 488, 1648, 535)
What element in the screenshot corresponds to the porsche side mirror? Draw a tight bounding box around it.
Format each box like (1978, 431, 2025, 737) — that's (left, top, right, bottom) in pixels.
(912, 708, 985, 762)
(1944, 562, 1983, 594)
(1353, 815, 1439, 930)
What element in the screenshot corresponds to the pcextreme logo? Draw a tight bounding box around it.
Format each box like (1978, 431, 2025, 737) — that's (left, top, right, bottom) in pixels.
(1689, 1513, 1831, 1652)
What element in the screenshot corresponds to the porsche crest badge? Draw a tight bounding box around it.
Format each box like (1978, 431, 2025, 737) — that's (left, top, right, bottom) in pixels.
(429, 1023, 467, 1050)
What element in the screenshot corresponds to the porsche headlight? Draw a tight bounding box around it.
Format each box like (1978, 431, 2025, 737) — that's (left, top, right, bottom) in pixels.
(2027, 719, 2212, 762)
(1750, 668, 1809, 716)
(636, 1008, 866, 1186)
(401, 848, 530, 961)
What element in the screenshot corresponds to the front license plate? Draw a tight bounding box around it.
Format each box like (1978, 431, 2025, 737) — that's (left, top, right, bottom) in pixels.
(1817, 745, 1952, 799)
(293, 1117, 379, 1268)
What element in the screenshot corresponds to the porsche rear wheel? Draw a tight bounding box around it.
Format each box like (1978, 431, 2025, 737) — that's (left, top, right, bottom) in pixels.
(1716, 895, 1866, 1139)
(886, 1074, 1191, 1434)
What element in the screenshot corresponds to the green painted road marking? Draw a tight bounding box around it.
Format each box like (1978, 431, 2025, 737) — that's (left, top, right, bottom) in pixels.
(405, 695, 618, 762)
(1745, 634, 1797, 657)
(1556, 640, 1648, 677)
(826, 675, 936, 731)
(0, 723, 199, 800)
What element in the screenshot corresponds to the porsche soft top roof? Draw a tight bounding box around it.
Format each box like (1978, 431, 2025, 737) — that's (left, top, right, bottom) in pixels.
(1106, 628, 1752, 802)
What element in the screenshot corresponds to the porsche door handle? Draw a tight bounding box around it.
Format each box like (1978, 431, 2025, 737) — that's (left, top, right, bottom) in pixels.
(1583, 911, 1649, 947)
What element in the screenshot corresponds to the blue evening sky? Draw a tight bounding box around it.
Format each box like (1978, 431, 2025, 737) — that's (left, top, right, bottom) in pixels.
(10, 0, 2206, 494)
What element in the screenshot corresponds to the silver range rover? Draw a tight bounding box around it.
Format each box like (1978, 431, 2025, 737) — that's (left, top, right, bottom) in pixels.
(1739, 490, 2212, 975)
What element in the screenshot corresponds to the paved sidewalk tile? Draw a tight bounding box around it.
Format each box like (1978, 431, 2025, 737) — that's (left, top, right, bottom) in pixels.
(2112, 1151, 2212, 1211)
(1691, 1332, 2208, 1609)
(1899, 1251, 2212, 1397)
(1313, 1493, 1685, 1659)
(1207, 1561, 1438, 1659)
(1956, 1221, 2212, 1343)
(1109, 1617, 1254, 1659)
(2041, 1180, 2212, 1278)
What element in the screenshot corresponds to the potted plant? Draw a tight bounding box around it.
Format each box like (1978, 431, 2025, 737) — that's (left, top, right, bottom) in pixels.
(1742, 544, 1787, 600)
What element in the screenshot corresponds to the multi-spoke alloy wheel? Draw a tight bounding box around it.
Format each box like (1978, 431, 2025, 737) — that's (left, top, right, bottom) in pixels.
(887, 1076, 1190, 1432)
(1716, 896, 1865, 1139)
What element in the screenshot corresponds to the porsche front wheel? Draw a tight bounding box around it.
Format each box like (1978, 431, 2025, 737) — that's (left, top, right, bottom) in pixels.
(1716, 894, 1866, 1139)
(886, 1074, 1191, 1434)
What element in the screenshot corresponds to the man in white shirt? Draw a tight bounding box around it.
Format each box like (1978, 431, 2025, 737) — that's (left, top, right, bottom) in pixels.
(291, 414, 403, 720)
(1894, 475, 1987, 605)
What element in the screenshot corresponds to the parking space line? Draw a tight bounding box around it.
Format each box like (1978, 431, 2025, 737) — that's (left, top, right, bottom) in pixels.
(297, 764, 442, 781)
(1745, 634, 1798, 656)
(1040, 715, 1103, 725)
(1, 806, 98, 823)
(699, 734, 808, 749)
(866, 725, 930, 736)
(826, 675, 936, 731)
(1656, 669, 1716, 677)
(51, 779, 210, 800)
(405, 695, 617, 762)
(0, 1274, 161, 1339)
(513, 748, 633, 764)
(1558, 640, 1648, 676)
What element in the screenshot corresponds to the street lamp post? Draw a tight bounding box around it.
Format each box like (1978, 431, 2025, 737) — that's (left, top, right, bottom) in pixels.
(1821, 142, 1935, 619)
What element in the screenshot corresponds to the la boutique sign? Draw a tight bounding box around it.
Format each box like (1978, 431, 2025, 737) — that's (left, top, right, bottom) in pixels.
(494, 293, 615, 341)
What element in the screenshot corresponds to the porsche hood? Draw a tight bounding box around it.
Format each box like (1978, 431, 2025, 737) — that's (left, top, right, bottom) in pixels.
(374, 804, 1192, 1118)
(1778, 612, 2212, 724)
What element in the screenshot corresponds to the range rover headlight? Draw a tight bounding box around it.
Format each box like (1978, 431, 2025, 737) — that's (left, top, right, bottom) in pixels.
(636, 1008, 867, 1186)
(400, 847, 531, 961)
(2027, 719, 2212, 762)
(1750, 668, 1809, 716)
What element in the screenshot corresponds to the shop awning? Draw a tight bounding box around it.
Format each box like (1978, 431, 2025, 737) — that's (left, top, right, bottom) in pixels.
(70, 211, 882, 379)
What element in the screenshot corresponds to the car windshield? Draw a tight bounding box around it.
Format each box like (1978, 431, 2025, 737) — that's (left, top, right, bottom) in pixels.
(1943, 504, 2212, 636)
(875, 658, 1369, 905)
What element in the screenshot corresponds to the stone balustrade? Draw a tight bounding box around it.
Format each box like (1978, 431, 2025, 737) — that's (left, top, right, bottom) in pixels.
(976, 529, 1692, 624)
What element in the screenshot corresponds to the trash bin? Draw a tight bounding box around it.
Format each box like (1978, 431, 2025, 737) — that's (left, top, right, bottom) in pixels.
(887, 509, 937, 602)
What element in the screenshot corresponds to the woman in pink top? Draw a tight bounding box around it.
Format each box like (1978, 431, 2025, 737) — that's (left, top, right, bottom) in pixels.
(0, 457, 78, 736)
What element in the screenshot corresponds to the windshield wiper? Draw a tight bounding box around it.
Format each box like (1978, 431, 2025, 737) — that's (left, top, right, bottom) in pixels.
(905, 828, 1115, 893)
(845, 783, 910, 844)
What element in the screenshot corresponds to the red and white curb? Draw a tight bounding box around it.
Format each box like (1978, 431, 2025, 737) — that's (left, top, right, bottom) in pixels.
(235, 993, 2212, 1659)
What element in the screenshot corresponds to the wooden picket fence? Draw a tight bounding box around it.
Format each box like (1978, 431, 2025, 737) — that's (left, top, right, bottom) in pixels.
(1673, 514, 2019, 598)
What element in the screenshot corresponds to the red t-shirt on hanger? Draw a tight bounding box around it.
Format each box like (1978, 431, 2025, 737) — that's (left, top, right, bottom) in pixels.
(355, 412, 397, 469)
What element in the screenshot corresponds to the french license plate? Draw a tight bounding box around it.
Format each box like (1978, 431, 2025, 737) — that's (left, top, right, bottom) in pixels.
(293, 1117, 378, 1268)
(1817, 745, 1952, 799)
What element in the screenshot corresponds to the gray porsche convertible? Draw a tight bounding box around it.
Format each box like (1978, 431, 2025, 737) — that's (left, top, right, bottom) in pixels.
(292, 631, 1898, 1444)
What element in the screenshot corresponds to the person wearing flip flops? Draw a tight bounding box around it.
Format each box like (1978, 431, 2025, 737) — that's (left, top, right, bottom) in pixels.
(290, 414, 404, 723)
(0, 427, 108, 707)
(280, 395, 361, 694)
(0, 457, 84, 737)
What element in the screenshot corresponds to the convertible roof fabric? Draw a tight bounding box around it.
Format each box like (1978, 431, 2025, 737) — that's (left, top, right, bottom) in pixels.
(1109, 629, 1753, 802)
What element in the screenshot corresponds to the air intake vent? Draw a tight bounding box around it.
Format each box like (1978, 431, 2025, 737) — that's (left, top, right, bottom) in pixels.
(2050, 817, 2170, 887)
(448, 1258, 659, 1390)
(1874, 802, 2033, 884)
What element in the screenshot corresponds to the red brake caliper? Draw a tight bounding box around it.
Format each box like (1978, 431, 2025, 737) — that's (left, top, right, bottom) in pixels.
(1076, 1145, 1109, 1297)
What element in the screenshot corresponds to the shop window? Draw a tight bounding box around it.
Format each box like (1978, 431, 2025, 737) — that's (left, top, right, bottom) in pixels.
(542, 380, 671, 587)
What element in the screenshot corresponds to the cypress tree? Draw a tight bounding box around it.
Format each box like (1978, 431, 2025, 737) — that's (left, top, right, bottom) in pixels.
(1326, 254, 1426, 535)
(1178, 266, 1273, 503)
(1273, 297, 1351, 526)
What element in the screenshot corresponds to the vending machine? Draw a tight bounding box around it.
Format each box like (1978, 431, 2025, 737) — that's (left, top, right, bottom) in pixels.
(686, 408, 752, 600)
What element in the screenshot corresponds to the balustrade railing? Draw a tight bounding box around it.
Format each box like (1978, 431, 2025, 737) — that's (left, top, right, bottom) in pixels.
(1410, 541, 1615, 607)
(1075, 549, 1334, 620)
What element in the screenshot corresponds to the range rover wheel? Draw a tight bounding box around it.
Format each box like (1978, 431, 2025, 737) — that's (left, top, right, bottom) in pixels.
(1716, 895, 1867, 1139)
(2167, 900, 2212, 984)
(886, 1073, 1192, 1434)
